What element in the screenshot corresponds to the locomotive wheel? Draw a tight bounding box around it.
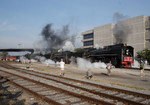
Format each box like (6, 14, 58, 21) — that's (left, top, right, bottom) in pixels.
(111, 59, 118, 67)
(90, 57, 95, 63)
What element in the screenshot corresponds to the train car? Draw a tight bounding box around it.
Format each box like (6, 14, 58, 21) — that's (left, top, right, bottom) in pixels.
(6, 56, 17, 61)
(89, 44, 134, 68)
(50, 48, 96, 64)
(5, 56, 20, 61)
(51, 51, 73, 64)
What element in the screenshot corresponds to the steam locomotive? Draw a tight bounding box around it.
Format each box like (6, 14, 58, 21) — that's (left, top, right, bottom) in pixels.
(89, 44, 134, 68)
(49, 44, 134, 68)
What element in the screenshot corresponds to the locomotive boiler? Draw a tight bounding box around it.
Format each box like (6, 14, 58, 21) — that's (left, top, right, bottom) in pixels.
(50, 51, 73, 64)
(89, 44, 134, 68)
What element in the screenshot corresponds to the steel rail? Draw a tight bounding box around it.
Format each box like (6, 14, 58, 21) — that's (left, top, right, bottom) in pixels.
(0, 69, 114, 105)
(1, 62, 149, 105)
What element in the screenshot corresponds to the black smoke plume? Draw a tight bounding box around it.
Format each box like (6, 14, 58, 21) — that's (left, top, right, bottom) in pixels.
(113, 12, 130, 44)
(33, 23, 77, 54)
(41, 24, 69, 49)
(113, 12, 128, 22)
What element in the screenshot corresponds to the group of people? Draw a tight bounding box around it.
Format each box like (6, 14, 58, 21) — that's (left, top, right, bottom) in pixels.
(85, 61, 112, 79)
(106, 60, 148, 77)
(58, 59, 112, 78)
(56, 59, 147, 78)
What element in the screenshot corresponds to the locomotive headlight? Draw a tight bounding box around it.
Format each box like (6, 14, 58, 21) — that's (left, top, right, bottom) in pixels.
(126, 49, 129, 55)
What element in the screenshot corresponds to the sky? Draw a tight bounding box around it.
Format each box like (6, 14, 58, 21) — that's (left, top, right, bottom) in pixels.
(0, 0, 150, 50)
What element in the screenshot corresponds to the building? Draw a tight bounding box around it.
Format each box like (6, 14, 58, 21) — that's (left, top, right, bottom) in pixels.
(82, 15, 150, 55)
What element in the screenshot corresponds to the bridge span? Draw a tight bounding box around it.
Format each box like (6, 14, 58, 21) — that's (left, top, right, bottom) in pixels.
(0, 48, 34, 53)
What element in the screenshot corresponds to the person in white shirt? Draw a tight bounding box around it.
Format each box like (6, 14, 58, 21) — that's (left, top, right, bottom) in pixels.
(60, 59, 65, 76)
(106, 61, 112, 76)
(145, 60, 148, 65)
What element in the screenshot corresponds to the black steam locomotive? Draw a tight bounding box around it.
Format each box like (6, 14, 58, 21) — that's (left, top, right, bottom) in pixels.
(46, 44, 134, 68)
(89, 44, 134, 68)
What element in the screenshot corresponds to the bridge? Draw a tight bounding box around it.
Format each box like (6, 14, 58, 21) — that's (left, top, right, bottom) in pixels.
(0, 48, 34, 53)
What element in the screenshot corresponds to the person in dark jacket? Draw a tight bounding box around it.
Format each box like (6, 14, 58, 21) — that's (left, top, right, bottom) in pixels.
(140, 60, 145, 77)
(86, 69, 93, 79)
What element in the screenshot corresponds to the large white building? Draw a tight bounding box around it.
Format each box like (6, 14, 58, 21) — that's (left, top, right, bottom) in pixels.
(82, 15, 150, 55)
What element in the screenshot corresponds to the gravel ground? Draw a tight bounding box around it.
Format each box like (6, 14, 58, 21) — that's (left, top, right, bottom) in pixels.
(0, 77, 49, 105)
(12, 62, 150, 91)
(1, 62, 150, 105)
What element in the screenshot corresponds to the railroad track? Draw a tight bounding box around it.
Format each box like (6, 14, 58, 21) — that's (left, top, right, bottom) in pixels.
(123, 67, 150, 71)
(0, 62, 150, 105)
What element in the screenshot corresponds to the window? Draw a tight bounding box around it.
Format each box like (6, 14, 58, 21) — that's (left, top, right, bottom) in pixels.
(84, 41, 93, 46)
(83, 34, 93, 39)
(146, 39, 150, 42)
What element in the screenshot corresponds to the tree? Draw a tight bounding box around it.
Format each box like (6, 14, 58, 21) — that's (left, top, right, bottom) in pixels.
(0, 52, 9, 57)
(74, 48, 82, 52)
(136, 48, 150, 62)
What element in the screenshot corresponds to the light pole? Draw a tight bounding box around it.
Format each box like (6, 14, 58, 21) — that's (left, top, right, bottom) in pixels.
(18, 43, 22, 48)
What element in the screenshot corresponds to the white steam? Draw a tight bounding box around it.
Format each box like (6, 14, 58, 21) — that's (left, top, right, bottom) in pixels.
(63, 41, 75, 52)
(70, 56, 76, 65)
(20, 56, 38, 63)
(20, 56, 29, 63)
(31, 59, 38, 63)
(19, 55, 58, 67)
(42, 59, 54, 66)
(132, 59, 140, 68)
(77, 58, 106, 69)
(33, 38, 48, 54)
(94, 44, 103, 49)
(35, 56, 59, 66)
(35, 56, 46, 62)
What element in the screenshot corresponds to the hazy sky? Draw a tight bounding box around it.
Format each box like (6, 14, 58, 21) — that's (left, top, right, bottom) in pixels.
(0, 0, 150, 49)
